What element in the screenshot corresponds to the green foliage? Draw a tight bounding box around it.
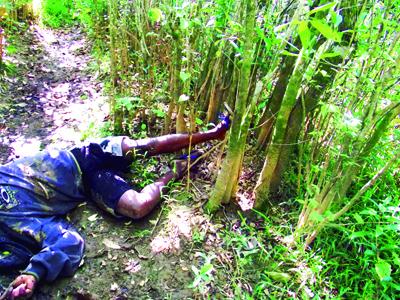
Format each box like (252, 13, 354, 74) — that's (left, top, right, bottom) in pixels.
(312, 138, 400, 298)
(5, 43, 16, 54)
(0, 0, 30, 10)
(41, 0, 74, 28)
(115, 96, 142, 111)
(128, 156, 158, 189)
(190, 252, 216, 295)
(191, 228, 206, 245)
(73, 0, 107, 38)
(80, 119, 113, 141)
(215, 211, 335, 299)
(291, 0, 400, 249)
(310, 18, 342, 42)
(148, 7, 163, 24)
(0, 61, 16, 76)
(130, 228, 152, 239)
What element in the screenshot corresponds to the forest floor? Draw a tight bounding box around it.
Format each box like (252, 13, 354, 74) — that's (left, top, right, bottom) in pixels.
(0, 25, 254, 299)
(0, 24, 108, 163)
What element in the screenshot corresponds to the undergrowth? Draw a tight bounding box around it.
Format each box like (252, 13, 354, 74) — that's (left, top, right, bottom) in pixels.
(41, 0, 74, 28)
(189, 144, 399, 299)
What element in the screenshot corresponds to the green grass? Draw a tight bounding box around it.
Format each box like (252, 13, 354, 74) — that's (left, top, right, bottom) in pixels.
(198, 162, 399, 299)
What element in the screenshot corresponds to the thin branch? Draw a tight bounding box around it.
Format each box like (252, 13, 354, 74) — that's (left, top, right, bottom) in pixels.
(332, 150, 400, 220)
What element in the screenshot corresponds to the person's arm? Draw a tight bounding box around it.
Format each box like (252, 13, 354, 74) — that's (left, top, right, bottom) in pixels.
(116, 171, 175, 219)
(9, 219, 84, 299)
(24, 220, 84, 282)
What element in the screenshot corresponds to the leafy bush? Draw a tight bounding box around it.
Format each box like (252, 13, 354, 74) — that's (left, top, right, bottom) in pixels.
(73, 0, 107, 37)
(314, 138, 400, 299)
(41, 0, 74, 28)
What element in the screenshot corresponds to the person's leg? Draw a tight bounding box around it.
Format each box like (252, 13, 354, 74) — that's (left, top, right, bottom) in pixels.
(85, 161, 189, 220)
(121, 117, 230, 157)
(71, 138, 193, 219)
(116, 171, 175, 219)
(116, 155, 193, 219)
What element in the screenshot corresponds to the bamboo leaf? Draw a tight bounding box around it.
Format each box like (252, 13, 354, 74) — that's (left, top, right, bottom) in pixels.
(353, 213, 364, 224)
(309, 2, 337, 15)
(180, 19, 189, 30)
(375, 226, 384, 238)
(310, 19, 342, 42)
(281, 50, 298, 57)
(360, 208, 377, 216)
(274, 22, 290, 32)
(319, 70, 329, 77)
(179, 71, 191, 82)
(393, 254, 400, 267)
(349, 231, 369, 239)
(265, 272, 291, 283)
(298, 21, 311, 49)
(148, 8, 163, 23)
(229, 39, 239, 50)
(331, 11, 343, 27)
(310, 211, 324, 222)
(321, 52, 342, 58)
(200, 263, 213, 275)
(391, 284, 400, 291)
(375, 260, 392, 281)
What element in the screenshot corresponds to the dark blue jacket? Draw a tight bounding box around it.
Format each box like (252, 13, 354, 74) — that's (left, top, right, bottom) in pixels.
(0, 148, 86, 282)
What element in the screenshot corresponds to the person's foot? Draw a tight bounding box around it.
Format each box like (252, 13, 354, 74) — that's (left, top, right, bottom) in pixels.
(212, 114, 231, 140)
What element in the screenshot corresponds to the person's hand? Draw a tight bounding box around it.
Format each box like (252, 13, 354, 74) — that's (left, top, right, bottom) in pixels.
(171, 159, 189, 180)
(9, 275, 36, 299)
(172, 150, 204, 180)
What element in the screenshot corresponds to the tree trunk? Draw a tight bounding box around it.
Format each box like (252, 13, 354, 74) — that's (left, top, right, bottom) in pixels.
(255, 48, 308, 209)
(256, 56, 296, 149)
(206, 0, 257, 211)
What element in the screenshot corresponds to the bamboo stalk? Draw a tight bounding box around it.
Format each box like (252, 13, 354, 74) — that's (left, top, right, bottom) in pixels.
(206, 0, 257, 211)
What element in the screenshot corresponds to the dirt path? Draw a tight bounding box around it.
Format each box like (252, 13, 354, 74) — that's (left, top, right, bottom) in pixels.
(0, 24, 107, 163)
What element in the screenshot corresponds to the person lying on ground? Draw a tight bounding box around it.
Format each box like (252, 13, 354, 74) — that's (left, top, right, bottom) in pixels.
(0, 118, 229, 299)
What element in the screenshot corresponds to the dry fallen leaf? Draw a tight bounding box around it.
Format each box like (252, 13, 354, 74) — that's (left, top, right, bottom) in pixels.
(102, 239, 121, 250)
(110, 283, 119, 292)
(88, 214, 98, 222)
(124, 259, 141, 273)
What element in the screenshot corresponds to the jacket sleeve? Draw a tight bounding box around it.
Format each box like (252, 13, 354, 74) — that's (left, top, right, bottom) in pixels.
(22, 218, 84, 282)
